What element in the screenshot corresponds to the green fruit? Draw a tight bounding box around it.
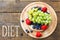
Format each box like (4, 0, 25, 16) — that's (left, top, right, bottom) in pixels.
(28, 10, 34, 14)
(28, 8, 51, 24)
(32, 18, 36, 23)
(32, 8, 38, 12)
(37, 10, 41, 13)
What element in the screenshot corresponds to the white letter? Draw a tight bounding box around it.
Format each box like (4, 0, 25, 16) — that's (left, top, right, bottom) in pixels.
(15, 25, 19, 37)
(8, 26, 10, 37)
(10, 25, 15, 37)
(2, 25, 7, 37)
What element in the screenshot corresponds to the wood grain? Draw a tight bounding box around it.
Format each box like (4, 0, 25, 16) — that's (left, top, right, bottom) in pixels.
(20, 0, 60, 2)
(0, 0, 60, 40)
(0, 1, 60, 12)
(0, 12, 59, 40)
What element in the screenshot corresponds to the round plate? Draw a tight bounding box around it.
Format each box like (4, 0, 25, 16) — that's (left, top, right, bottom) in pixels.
(20, 2, 57, 39)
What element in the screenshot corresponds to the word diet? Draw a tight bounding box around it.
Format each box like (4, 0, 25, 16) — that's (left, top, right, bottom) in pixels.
(2, 25, 20, 37)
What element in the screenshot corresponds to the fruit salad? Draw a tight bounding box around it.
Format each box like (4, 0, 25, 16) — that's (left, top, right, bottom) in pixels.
(25, 7, 51, 37)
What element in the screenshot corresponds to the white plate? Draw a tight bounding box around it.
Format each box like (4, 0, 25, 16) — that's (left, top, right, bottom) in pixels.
(20, 2, 57, 39)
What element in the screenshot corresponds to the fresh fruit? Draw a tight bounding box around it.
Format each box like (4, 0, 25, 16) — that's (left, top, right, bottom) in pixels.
(30, 30, 33, 33)
(26, 29, 29, 33)
(35, 24, 40, 29)
(33, 8, 38, 12)
(26, 18, 32, 25)
(28, 10, 34, 15)
(38, 7, 41, 10)
(20, 33, 23, 36)
(22, 20, 24, 22)
(27, 7, 51, 25)
(41, 25, 48, 30)
(36, 32, 42, 37)
(41, 7, 47, 12)
(32, 25, 36, 29)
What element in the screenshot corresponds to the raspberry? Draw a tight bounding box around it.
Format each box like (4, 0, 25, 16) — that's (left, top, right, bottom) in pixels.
(41, 25, 48, 30)
(42, 7, 47, 12)
(36, 32, 42, 37)
(26, 18, 32, 25)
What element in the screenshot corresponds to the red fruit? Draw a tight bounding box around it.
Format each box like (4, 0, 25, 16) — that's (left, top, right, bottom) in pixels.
(36, 32, 42, 37)
(41, 7, 47, 12)
(26, 18, 31, 25)
(41, 25, 48, 30)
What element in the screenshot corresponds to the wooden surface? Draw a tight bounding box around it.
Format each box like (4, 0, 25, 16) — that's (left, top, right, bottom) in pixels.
(0, 0, 60, 40)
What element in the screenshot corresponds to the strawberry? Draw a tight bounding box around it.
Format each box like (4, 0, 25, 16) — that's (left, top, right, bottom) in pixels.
(41, 7, 47, 12)
(26, 18, 32, 25)
(36, 32, 42, 37)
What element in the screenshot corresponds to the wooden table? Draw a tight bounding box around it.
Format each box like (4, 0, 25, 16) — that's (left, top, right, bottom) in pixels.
(0, 0, 60, 40)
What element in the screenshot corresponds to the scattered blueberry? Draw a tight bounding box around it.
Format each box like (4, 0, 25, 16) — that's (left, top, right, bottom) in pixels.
(22, 20, 24, 22)
(38, 7, 41, 10)
(30, 30, 33, 33)
(26, 29, 29, 33)
(32, 25, 36, 29)
(20, 33, 23, 36)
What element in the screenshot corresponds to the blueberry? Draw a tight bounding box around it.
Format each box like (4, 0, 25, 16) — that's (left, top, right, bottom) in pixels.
(38, 7, 41, 10)
(26, 29, 29, 33)
(20, 33, 23, 36)
(30, 30, 33, 33)
(35, 24, 40, 29)
(35, 24, 42, 30)
(22, 20, 24, 22)
(32, 25, 36, 29)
